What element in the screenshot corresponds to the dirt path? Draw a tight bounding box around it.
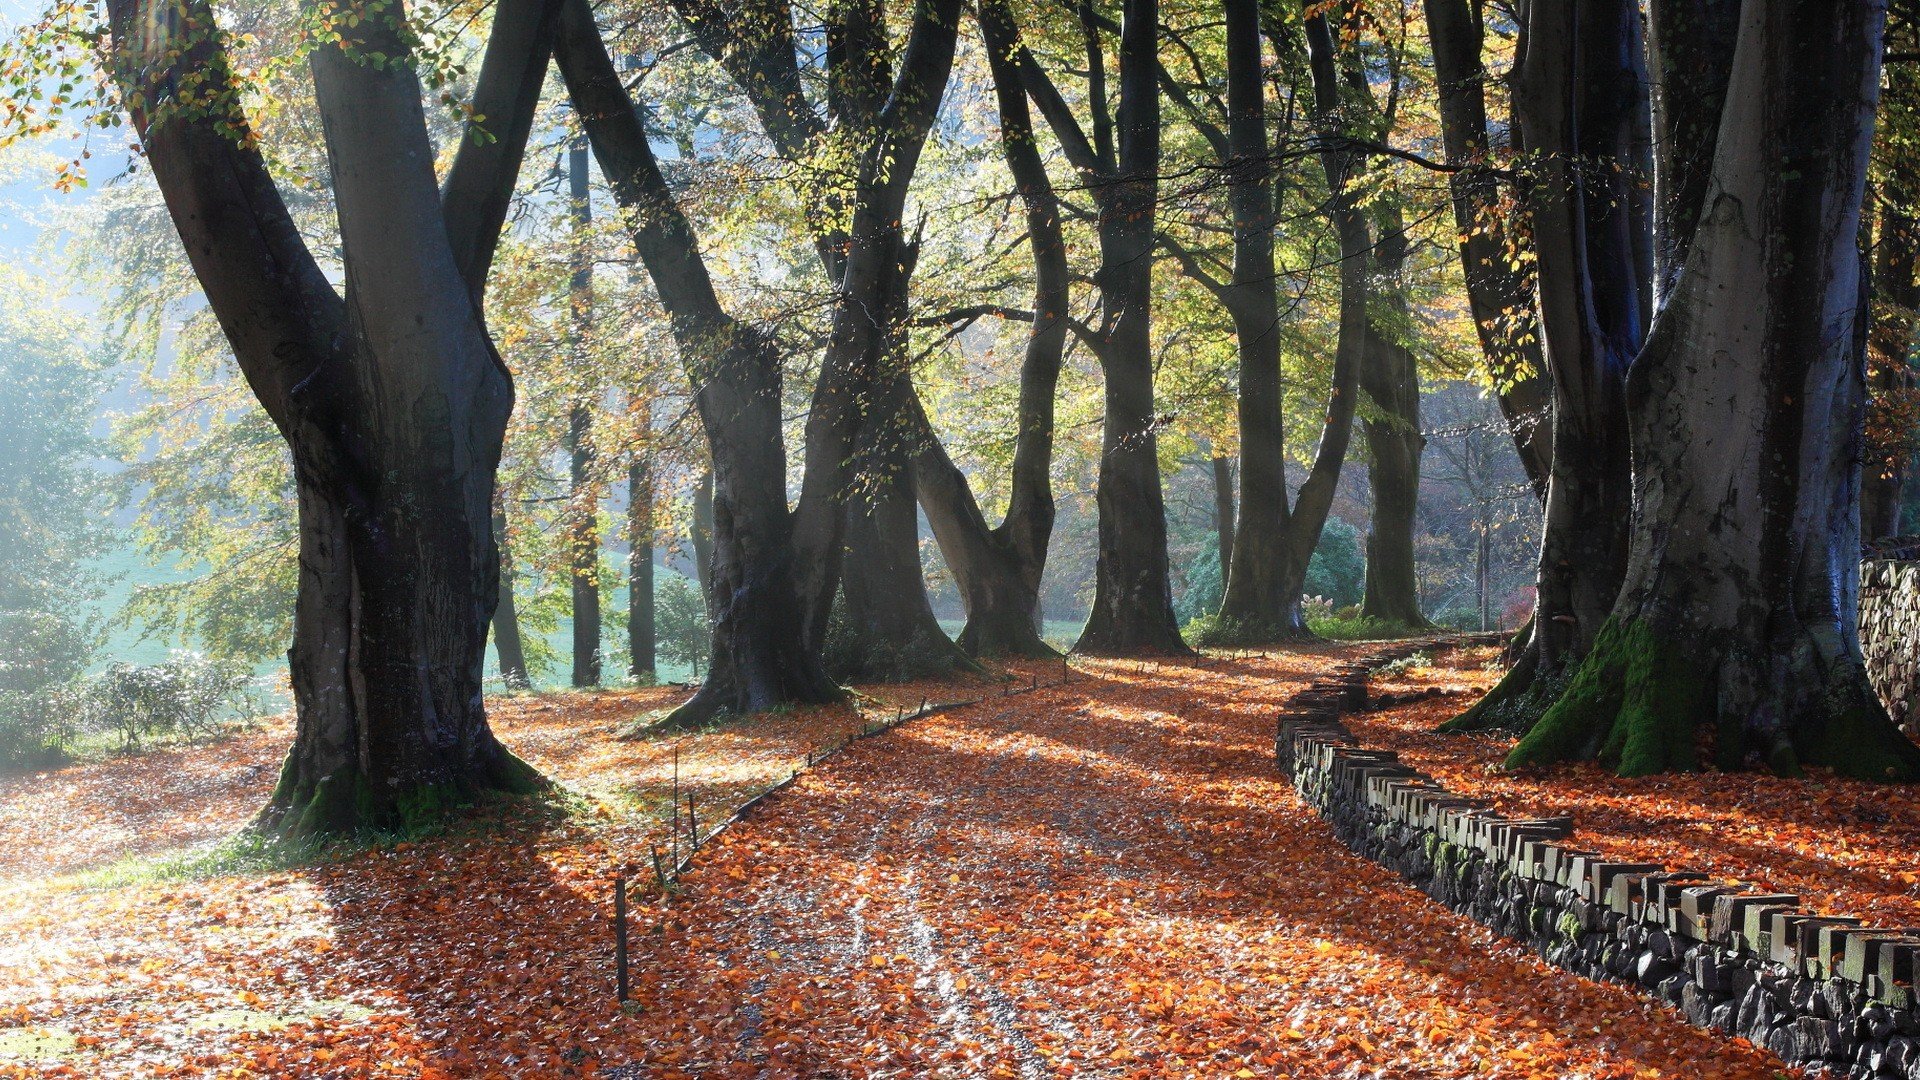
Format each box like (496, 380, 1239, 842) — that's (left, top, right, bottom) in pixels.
(605, 651, 1786, 1078)
(0, 651, 1792, 1078)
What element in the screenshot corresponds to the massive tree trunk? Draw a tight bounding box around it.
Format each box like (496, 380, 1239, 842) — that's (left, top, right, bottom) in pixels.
(566, 139, 602, 687)
(492, 507, 532, 690)
(906, 0, 1067, 660)
(554, 0, 838, 725)
(1424, 0, 1551, 499)
(1448, 0, 1651, 731)
(1509, 0, 1920, 781)
(1358, 223, 1431, 628)
(1866, 196, 1919, 539)
(107, 0, 555, 835)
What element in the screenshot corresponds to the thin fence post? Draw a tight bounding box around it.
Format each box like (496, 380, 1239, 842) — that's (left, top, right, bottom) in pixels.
(614, 875, 630, 1002)
(686, 793, 697, 848)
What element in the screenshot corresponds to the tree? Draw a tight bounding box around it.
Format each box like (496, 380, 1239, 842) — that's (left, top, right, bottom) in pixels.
(553, 0, 840, 724)
(1447, 0, 1650, 731)
(1508, 0, 1920, 780)
(1004, 0, 1191, 654)
(907, 0, 1071, 659)
(565, 139, 604, 687)
(101, 0, 554, 833)
(1424, 0, 1551, 498)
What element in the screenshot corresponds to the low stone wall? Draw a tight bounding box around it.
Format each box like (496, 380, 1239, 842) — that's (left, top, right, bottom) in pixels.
(1277, 644, 1920, 1079)
(1861, 559, 1920, 736)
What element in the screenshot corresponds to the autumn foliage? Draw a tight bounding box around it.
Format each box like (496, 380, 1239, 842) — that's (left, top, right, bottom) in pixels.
(0, 651, 1846, 1076)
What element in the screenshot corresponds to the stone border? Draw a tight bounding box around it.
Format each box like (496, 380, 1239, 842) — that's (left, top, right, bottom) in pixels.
(1276, 641, 1920, 1080)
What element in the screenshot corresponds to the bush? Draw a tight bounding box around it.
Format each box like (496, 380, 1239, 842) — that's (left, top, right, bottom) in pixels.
(1304, 519, 1364, 609)
(80, 652, 259, 752)
(655, 575, 710, 680)
(0, 609, 95, 771)
(1305, 601, 1415, 642)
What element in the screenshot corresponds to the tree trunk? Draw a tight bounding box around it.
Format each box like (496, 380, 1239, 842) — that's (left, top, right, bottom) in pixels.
(566, 139, 602, 687)
(908, 0, 1069, 660)
(692, 469, 715, 612)
(1231, 2, 1370, 643)
(1448, 0, 1650, 731)
(1509, 0, 1920, 781)
(493, 507, 531, 689)
(1866, 197, 1919, 539)
(1211, 456, 1234, 574)
(1072, 0, 1187, 656)
(554, 0, 839, 726)
(1424, 0, 1552, 499)
(627, 444, 656, 681)
(110, 0, 552, 835)
(1359, 223, 1431, 629)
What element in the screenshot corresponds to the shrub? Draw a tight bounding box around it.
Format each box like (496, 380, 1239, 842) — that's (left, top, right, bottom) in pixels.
(80, 652, 258, 752)
(0, 609, 95, 770)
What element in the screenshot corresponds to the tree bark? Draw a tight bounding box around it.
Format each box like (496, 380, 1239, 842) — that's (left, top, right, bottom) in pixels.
(904, 0, 1067, 660)
(493, 507, 532, 690)
(1211, 456, 1234, 574)
(554, 0, 838, 726)
(1359, 224, 1431, 628)
(830, 272, 976, 681)
(109, 0, 551, 835)
(628, 440, 656, 681)
(1866, 197, 1919, 539)
(1448, 0, 1651, 731)
(566, 139, 602, 687)
(1424, 0, 1552, 499)
(1509, 0, 1920, 781)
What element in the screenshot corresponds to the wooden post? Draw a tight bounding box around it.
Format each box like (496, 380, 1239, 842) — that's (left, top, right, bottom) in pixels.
(686, 793, 697, 847)
(614, 875, 630, 1001)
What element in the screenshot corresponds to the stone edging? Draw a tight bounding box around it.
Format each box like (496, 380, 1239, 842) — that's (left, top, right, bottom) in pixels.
(1275, 640, 1920, 1080)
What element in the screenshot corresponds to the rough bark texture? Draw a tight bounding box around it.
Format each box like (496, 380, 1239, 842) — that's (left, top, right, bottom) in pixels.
(1424, 0, 1552, 499)
(556, 0, 839, 725)
(107, 0, 553, 835)
(1449, 0, 1650, 731)
(1509, 0, 1920, 781)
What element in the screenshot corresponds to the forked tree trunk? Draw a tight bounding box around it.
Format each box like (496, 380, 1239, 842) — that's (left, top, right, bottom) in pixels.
(554, 0, 838, 726)
(111, 0, 552, 835)
(1069, 0, 1188, 657)
(1509, 0, 1920, 780)
(909, 0, 1066, 660)
(1448, 0, 1650, 731)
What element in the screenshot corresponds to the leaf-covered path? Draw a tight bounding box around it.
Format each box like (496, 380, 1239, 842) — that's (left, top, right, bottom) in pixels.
(0, 650, 1794, 1078)
(604, 650, 1784, 1079)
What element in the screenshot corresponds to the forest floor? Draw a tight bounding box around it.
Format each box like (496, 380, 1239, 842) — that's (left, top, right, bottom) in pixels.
(0, 644, 1886, 1078)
